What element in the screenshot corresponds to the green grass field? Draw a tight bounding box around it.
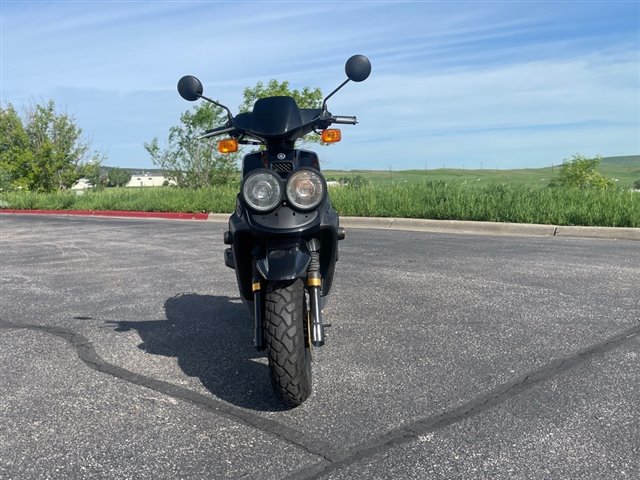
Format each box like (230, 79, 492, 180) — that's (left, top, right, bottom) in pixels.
(1, 156, 639, 227)
(330, 182, 639, 227)
(325, 155, 640, 189)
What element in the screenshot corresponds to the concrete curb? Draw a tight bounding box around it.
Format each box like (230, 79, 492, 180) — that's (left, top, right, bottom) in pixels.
(340, 217, 556, 237)
(2, 209, 638, 241)
(208, 214, 639, 241)
(553, 225, 640, 241)
(207, 213, 232, 223)
(338, 216, 640, 241)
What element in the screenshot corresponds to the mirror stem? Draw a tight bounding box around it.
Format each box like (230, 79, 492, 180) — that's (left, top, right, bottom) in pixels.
(321, 79, 350, 112)
(198, 93, 234, 122)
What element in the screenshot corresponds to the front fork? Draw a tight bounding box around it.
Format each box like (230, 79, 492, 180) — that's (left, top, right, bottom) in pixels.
(251, 257, 265, 350)
(306, 238, 325, 347)
(251, 238, 325, 350)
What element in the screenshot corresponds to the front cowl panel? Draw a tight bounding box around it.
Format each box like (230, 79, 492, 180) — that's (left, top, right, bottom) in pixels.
(250, 206, 319, 232)
(228, 195, 341, 300)
(241, 149, 320, 177)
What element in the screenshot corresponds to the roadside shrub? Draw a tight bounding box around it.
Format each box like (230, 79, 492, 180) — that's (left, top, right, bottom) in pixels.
(549, 154, 614, 189)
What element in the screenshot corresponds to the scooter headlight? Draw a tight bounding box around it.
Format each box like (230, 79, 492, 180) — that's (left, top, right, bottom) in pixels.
(286, 169, 326, 211)
(242, 170, 283, 212)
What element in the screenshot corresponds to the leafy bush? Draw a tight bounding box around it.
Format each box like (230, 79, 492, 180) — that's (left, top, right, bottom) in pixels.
(549, 154, 614, 189)
(1, 101, 102, 192)
(337, 175, 370, 188)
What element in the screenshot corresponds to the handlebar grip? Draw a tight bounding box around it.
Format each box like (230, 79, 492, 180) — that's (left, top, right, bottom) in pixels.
(331, 115, 358, 125)
(197, 126, 235, 140)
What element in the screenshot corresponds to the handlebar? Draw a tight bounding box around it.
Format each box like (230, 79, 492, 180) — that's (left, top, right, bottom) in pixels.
(330, 115, 358, 125)
(196, 113, 358, 141)
(197, 125, 235, 140)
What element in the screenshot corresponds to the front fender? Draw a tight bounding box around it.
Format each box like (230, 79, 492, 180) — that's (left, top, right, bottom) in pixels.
(256, 244, 311, 282)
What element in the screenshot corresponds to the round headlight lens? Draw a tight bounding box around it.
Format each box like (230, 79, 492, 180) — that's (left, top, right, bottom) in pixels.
(286, 169, 325, 211)
(242, 171, 282, 212)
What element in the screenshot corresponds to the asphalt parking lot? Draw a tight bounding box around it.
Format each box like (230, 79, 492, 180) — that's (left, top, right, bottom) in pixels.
(1, 214, 639, 479)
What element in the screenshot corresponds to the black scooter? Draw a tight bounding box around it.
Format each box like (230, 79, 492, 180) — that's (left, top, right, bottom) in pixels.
(177, 55, 371, 406)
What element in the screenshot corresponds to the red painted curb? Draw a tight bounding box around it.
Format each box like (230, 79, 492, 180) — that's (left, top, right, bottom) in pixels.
(0, 209, 209, 220)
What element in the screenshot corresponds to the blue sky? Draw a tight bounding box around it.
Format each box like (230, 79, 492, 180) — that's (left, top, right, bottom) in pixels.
(1, 0, 638, 171)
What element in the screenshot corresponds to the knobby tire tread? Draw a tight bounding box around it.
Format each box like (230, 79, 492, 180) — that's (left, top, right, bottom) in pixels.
(264, 279, 312, 407)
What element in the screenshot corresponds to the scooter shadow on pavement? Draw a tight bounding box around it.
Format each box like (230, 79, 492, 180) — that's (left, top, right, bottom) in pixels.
(109, 293, 289, 412)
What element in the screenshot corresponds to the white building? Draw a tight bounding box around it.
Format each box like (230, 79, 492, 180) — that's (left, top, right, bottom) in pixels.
(126, 174, 176, 187)
(71, 178, 93, 192)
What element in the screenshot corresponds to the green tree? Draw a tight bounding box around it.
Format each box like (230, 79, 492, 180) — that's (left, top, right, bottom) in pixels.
(338, 174, 370, 188)
(0, 104, 32, 190)
(240, 79, 324, 145)
(106, 167, 132, 187)
(81, 156, 107, 188)
(633, 179, 640, 190)
(240, 79, 322, 112)
(145, 102, 239, 188)
(0, 101, 102, 191)
(550, 154, 614, 189)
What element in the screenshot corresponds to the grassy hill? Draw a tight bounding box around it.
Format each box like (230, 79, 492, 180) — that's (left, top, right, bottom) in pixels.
(600, 155, 640, 167)
(110, 156, 639, 189)
(325, 155, 640, 189)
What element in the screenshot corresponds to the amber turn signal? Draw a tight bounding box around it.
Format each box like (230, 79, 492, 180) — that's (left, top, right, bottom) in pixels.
(321, 129, 341, 143)
(218, 138, 238, 153)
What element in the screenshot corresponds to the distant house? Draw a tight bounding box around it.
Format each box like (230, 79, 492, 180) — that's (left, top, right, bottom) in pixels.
(126, 174, 176, 187)
(71, 178, 93, 192)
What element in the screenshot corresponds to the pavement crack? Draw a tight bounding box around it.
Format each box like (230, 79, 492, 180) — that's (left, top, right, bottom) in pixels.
(285, 322, 640, 480)
(0, 321, 334, 462)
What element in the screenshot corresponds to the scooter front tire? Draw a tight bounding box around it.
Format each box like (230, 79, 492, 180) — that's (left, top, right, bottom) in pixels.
(264, 279, 312, 407)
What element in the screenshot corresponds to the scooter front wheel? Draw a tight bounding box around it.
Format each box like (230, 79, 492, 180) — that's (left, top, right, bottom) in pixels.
(264, 279, 312, 407)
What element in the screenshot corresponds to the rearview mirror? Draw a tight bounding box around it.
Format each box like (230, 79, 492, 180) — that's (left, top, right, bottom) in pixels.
(345, 55, 371, 82)
(321, 54, 372, 110)
(177, 75, 204, 101)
